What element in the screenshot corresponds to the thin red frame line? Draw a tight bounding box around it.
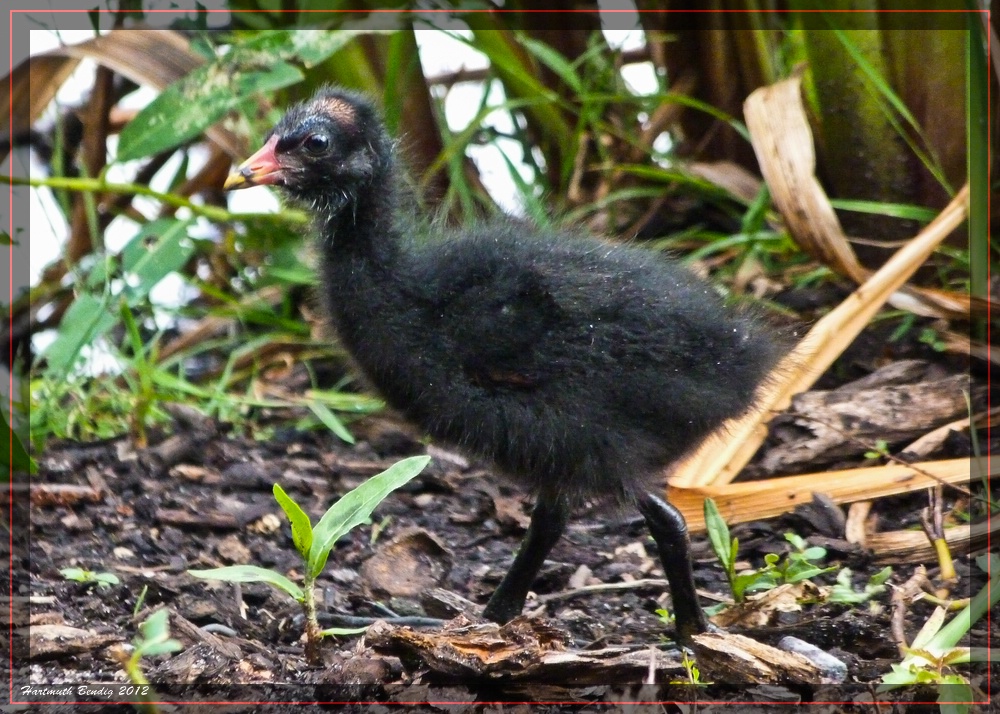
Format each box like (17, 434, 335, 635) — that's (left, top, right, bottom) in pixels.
(9, 7, 985, 10)
(16, 702, 996, 708)
(18, 701, 994, 707)
(987, 7, 992, 708)
(8, 8, 14, 709)
(8, 5, 990, 708)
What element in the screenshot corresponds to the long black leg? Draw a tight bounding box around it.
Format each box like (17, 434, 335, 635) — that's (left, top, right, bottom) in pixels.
(638, 491, 708, 644)
(481, 495, 569, 623)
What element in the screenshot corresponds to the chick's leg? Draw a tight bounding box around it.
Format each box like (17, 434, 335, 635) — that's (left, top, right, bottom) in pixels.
(482, 495, 569, 623)
(638, 491, 708, 644)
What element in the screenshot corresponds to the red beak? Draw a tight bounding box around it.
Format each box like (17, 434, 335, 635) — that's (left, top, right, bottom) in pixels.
(224, 135, 283, 190)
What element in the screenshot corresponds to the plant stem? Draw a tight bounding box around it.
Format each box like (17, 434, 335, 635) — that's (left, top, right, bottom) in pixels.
(120, 653, 160, 714)
(301, 577, 323, 666)
(7, 174, 307, 225)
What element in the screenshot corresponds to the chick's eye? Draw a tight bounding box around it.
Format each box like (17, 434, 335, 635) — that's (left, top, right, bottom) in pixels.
(302, 134, 329, 155)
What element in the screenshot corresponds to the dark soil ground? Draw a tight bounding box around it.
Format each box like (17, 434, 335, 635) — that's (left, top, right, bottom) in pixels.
(13, 332, 998, 712)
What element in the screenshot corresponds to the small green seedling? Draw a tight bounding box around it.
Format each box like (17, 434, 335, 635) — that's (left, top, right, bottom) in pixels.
(60, 567, 120, 590)
(764, 532, 837, 586)
(133, 584, 149, 617)
(704, 499, 836, 603)
(117, 608, 183, 714)
(654, 608, 675, 627)
(829, 566, 892, 605)
(670, 650, 709, 687)
(879, 554, 999, 714)
(370, 515, 392, 544)
(704, 497, 746, 601)
(864, 438, 891, 461)
(918, 327, 948, 352)
(189, 454, 430, 665)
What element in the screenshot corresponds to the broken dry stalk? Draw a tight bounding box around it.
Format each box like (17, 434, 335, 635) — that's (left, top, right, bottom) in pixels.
(889, 565, 930, 657)
(920, 485, 957, 587)
(916, 592, 970, 612)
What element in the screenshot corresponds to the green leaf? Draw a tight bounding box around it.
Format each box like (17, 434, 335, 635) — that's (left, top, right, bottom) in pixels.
(802, 545, 826, 560)
(733, 571, 777, 599)
(520, 35, 584, 94)
(309, 389, 383, 414)
(974, 552, 997, 576)
(320, 625, 370, 638)
(869, 566, 893, 586)
(938, 683, 975, 714)
(703, 498, 732, 570)
(784, 532, 807, 551)
(119, 219, 197, 299)
(878, 662, 919, 689)
(118, 60, 302, 162)
(246, 29, 371, 68)
(494, 145, 548, 228)
(138, 609, 172, 643)
(188, 564, 304, 601)
(94, 572, 120, 588)
(117, 31, 368, 162)
(828, 198, 938, 222)
(784, 565, 834, 583)
(308, 455, 430, 579)
(135, 609, 183, 657)
(273, 483, 313, 559)
(0, 408, 35, 477)
(37, 218, 195, 375)
(139, 640, 184, 657)
(740, 184, 771, 234)
(40, 293, 118, 375)
(309, 401, 355, 444)
(0, 231, 11, 245)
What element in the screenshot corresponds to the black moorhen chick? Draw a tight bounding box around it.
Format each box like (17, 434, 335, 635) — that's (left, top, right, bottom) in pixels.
(225, 87, 782, 643)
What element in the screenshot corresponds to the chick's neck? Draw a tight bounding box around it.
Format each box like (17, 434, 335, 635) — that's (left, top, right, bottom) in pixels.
(317, 153, 402, 274)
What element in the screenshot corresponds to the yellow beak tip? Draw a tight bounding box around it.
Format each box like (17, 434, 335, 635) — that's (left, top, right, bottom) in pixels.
(223, 173, 248, 191)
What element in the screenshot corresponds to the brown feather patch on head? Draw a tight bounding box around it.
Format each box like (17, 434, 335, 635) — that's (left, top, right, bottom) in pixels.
(316, 96, 356, 125)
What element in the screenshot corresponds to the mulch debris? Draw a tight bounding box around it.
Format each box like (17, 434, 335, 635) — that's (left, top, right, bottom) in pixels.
(14, 354, 997, 710)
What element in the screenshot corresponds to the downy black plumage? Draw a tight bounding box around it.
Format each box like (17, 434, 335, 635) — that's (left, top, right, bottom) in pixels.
(225, 87, 783, 642)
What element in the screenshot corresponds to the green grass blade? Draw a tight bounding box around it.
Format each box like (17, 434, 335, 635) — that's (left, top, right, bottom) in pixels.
(308, 455, 431, 579)
(188, 565, 304, 602)
(309, 401, 355, 444)
(273, 483, 313, 559)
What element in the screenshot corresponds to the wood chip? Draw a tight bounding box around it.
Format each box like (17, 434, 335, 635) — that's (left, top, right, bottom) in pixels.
(158, 607, 242, 661)
(155, 508, 238, 530)
(419, 588, 481, 619)
(24, 624, 121, 660)
(30, 483, 104, 507)
(366, 615, 567, 679)
(366, 615, 712, 685)
(360, 528, 452, 599)
(690, 631, 822, 687)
